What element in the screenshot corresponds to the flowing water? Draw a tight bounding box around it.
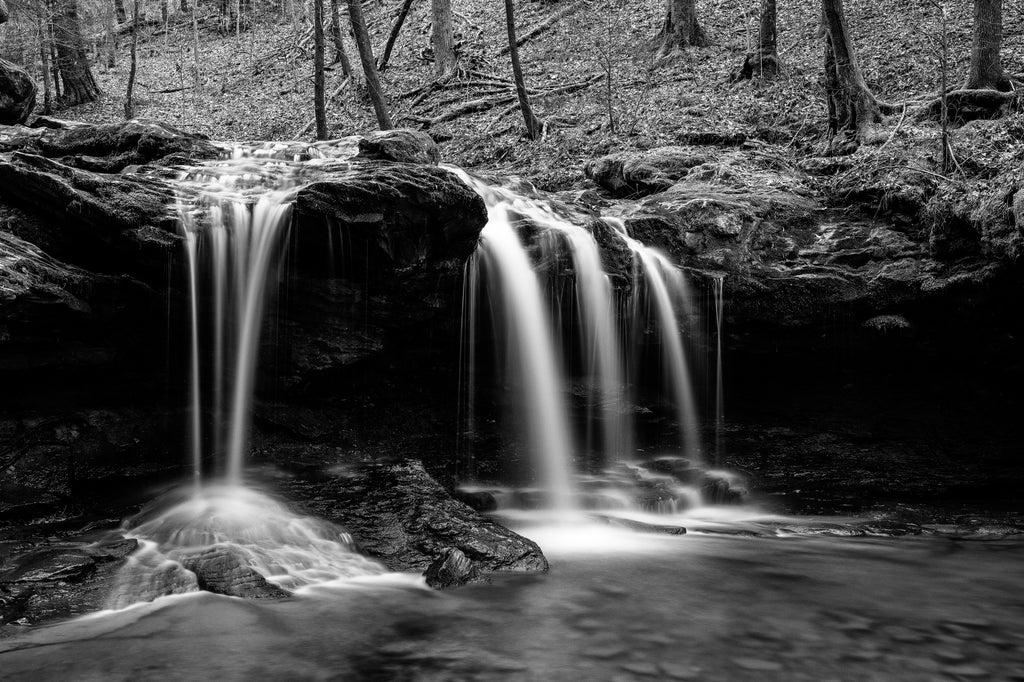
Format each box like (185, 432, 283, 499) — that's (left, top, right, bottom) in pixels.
(4, 525, 1024, 680)
(454, 175, 714, 516)
(8, 151, 1018, 681)
(110, 142, 387, 607)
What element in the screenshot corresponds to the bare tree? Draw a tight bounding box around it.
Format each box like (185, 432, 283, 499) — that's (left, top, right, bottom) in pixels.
(655, 0, 706, 58)
(822, 0, 883, 150)
(965, 0, 1007, 90)
(52, 0, 100, 105)
(313, 0, 328, 139)
(431, 0, 456, 76)
(124, 0, 138, 117)
(378, 0, 414, 73)
(919, 0, 1015, 122)
(504, 0, 541, 139)
(347, 0, 393, 129)
(37, 15, 54, 113)
(329, 0, 353, 77)
(734, 0, 780, 80)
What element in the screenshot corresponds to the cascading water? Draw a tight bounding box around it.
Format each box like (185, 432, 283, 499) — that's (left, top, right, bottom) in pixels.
(712, 274, 726, 465)
(111, 143, 385, 607)
(454, 171, 731, 517)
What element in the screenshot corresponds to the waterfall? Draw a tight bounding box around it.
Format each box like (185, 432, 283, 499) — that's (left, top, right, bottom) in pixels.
(454, 171, 713, 513)
(712, 274, 725, 465)
(111, 144, 384, 607)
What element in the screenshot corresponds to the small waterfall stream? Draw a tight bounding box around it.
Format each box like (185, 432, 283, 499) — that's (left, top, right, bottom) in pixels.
(454, 173, 725, 516)
(111, 151, 737, 606)
(111, 144, 387, 607)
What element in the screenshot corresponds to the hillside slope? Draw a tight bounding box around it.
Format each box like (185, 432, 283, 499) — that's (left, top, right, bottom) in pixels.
(53, 0, 1023, 184)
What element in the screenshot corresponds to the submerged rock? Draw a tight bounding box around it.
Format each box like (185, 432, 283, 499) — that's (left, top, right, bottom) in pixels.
(180, 546, 290, 599)
(277, 459, 548, 585)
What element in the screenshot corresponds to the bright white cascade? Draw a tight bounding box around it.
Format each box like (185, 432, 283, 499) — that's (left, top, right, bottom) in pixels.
(453, 171, 709, 514)
(112, 142, 384, 608)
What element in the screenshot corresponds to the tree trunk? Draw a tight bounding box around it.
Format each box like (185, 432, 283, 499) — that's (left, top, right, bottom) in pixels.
(38, 17, 54, 113)
(347, 0, 394, 129)
(52, 0, 101, 106)
(313, 0, 328, 139)
(378, 0, 414, 73)
(733, 0, 780, 80)
(124, 0, 138, 118)
(504, 0, 541, 139)
(0, 0, 9, 24)
(965, 0, 1006, 90)
(192, 4, 202, 88)
(656, 0, 706, 57)
(822, 0, 881, 148)
(431, 0, 456, 76)
(329, 0, 353, 77)
(105, 7, 118, 68)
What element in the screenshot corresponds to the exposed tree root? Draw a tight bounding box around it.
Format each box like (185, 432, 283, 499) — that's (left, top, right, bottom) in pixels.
(731, 52, 780, 82)
(918, 88, 1018, 123)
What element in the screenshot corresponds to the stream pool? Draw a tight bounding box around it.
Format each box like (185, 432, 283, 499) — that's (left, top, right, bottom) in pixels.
(1, 520, 1022, 681)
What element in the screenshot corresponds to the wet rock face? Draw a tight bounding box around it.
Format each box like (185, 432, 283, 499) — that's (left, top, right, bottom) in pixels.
(276, 459, 548, 584)
(275, 163, 486, 389)
(587, 145, 1022, 333)
(0, 120, 487, 509)
(0, 534, 139, 627)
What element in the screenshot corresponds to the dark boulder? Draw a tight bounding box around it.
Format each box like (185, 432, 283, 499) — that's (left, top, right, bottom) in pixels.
(275, 162, 487, 388)
(584, 147, 710, 196)
(0, 58, 35, 126)
(276, 459, 548, 586)
(180, 546, 290, 599)
(2, 119, 219, 172)
(356, 129, 440, 165)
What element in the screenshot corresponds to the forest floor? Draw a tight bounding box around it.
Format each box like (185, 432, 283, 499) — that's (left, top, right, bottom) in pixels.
(43, 0, 1024, 188)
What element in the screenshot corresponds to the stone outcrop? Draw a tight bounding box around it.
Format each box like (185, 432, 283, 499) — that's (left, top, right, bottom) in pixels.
(0, 120, 487, 523)
(276, 460, 548, 580)
(584, 143, 1022, 333)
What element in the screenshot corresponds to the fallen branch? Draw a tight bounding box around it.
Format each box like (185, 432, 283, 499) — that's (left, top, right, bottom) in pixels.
(498, 0, 584, 55)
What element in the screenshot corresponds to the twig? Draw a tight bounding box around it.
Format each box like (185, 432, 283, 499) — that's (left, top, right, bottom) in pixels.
(880, 101, 909, 149)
